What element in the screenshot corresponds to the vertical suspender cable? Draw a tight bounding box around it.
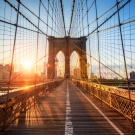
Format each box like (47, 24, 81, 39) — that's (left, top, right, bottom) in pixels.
(51, 1, 53, 36)
(45, 0, 49, 81)
(95, 0, 102, 106)
(79, 2, 81, 37)
(47, 0, 49, 36)
(3, 2, 6, 76)
(116, 0, 134, 128)
(77, 0, 79, 38)
(86, 0, 92, 83)
(81, 0, 84, 36)
(35, 0, 41, 95)
(55, 0, 56, 37)
(69, 0, 75, 36)
(2, 0, 20, 131)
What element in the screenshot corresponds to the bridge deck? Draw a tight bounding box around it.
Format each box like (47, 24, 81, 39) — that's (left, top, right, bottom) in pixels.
(1, 80, 135, 135)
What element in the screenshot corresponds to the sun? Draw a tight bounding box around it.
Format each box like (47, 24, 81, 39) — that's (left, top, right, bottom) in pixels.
(23, 60, 31, 69)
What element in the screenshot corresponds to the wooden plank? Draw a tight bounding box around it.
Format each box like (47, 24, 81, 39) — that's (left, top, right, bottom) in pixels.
(0, 80, 135, 135)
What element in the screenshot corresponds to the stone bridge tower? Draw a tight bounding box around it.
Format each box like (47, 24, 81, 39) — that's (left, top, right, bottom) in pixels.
(47, 36, 87, 79)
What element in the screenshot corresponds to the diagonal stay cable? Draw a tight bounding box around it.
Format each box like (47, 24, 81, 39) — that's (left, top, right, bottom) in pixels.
(14, 0, 63, 37)
(72, 0, 127, 37)
(70, 41, 127, 81)
(41, 0, 64, 36)
(84, 19, 135, 36)
(72, 0, 124, 36)
(70, 0, 81, 35)
(71, 0, 88, 36)
(2, 46, 60, 86)
(71, 0, 84, 35)
(87, 0, 130, 37)
(5, 0, 49, 36)
(71, 0, 95, 36)
(0, 20, 45, 34)
(69, 0, 75, 35)
(60, 0, 66, 36)
(71, 39, 135, 87)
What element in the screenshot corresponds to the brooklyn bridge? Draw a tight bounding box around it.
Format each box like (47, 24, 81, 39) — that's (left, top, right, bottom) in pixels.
(0, 0, 135, 134)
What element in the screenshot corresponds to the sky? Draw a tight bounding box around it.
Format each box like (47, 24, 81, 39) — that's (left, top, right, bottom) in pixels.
(0, 0, 135, 32)
(0, 0, 135, 35)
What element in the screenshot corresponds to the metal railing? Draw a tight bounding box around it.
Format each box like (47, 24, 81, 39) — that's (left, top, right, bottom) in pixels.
(0, 79, 64, 131)
(72, 79, 135, 124)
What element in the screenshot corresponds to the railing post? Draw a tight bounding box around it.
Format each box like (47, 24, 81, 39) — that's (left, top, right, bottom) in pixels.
(34, 95, 36, 108)
(24, 94, 26, 111)
(21, 94, 25, 112)
(109, 91, 112, 107)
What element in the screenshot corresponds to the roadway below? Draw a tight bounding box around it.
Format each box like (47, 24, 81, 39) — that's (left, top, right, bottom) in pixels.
(1, 79, 135, 135)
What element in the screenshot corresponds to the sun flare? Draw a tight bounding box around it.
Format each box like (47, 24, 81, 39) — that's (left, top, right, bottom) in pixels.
(23, 60, 31, 69)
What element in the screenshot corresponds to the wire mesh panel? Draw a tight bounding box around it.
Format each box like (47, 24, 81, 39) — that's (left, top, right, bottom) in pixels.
(0, 0, 65, 131)
(73, 79, 135, 122)
(0, 0, 135, 131)
(70, 0, 135, 88)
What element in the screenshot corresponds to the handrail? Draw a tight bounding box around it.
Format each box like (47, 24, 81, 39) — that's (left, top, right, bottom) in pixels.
(72, 79, 135, 123)
(0, 79, 64, 131)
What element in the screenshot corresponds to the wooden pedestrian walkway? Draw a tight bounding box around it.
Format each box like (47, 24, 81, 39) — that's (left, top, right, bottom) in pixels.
(0, 80, 135, 135)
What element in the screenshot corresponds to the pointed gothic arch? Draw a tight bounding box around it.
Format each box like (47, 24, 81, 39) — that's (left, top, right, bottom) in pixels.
(55, 51, 65, 78)
(47, 36, 87, 79)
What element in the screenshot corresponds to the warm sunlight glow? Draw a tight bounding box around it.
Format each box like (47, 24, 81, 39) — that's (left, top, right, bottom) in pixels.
(56, 51, 65, 77)
(70, 51, 79, 76)
(23, 60, 31, 69)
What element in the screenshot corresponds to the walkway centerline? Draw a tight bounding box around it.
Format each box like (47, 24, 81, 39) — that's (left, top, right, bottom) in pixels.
(65, 83, 73, 135)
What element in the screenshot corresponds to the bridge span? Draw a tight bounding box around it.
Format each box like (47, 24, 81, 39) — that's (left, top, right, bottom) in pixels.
(0, 79, 135, 135)
(0, 0, 135, 134)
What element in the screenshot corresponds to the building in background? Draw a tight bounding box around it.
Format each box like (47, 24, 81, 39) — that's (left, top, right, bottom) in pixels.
(114, 77, 118, 80)
(3, 72, 10, 80)
(3, 64, 14, 73)
(3, 64, 10, 73)
(3, 64, 14, 80)
(130, 71, 135, 79)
